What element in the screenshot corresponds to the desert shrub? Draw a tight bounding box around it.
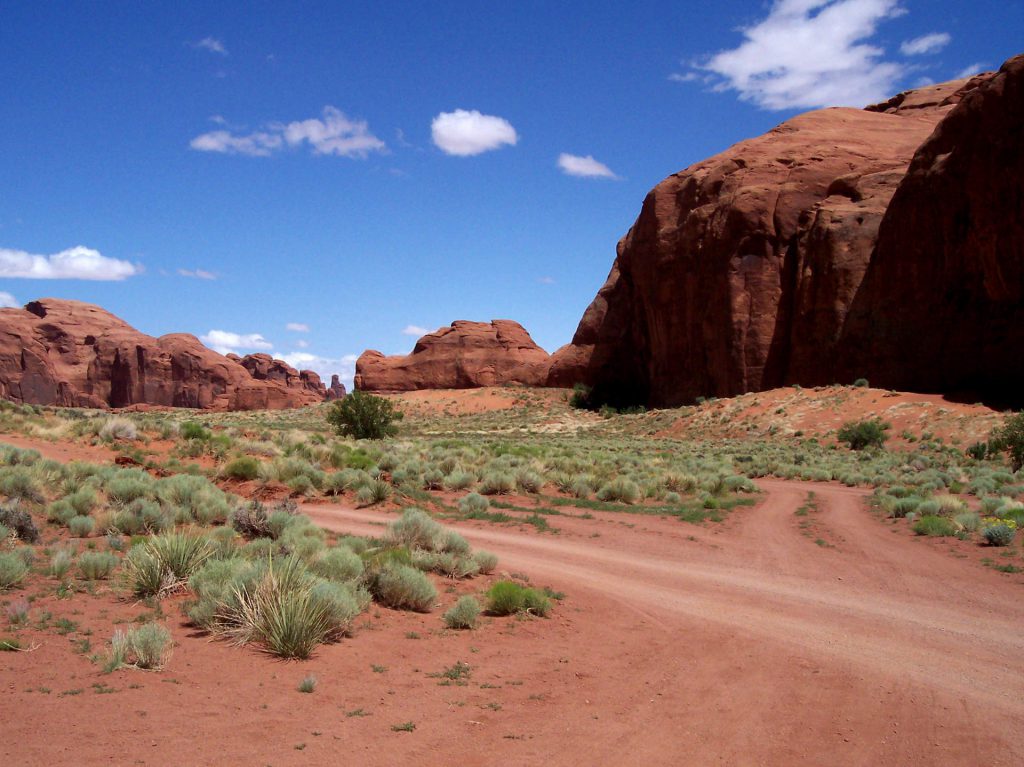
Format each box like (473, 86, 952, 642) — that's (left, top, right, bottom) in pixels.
(68, 515, 95, 537)
(49, 548, 75, 579)
(932, 493, 967, 516)
(853, 378, 869, 388)
(106, 623, 172, 671)
(486, 581, 551, 617)
(569, 383, 593, 410)
(444, 471, 475, 491)
(837, 418, 889, 450)
(180, 421, 210, 441)
(0, 551, 29, 589)
(422, 468, 445, 490)
(308, 580, 360, 638)
(357, 479, 391, 506)
(326, 392, 403, 440)
(570, 477, 593, 499)
(479, 472, 515, 496)
(98, 417, 138, 441)
(187, 557, 259, 628)
(515, 469, 544, 494)
(370, 563, 436, 612)
(912, 515, 958, 537)
(78, 551, 119, 580)
(915, 499, 941, 516)
(47, 499, 77, 526)
(66, 488, 97, 516)
(312, 547, 364, 583)
(724, 475, 757, 493)
(663, 473, 698, 493)
(286, 475, 315, 496)
(982, 522, 1016, 547)
(888, 496, 922, 518)
(0, 468, 43, 503)
(222, 456, 260, 481)
(990, 413, 1024, 471)
(438, 529, 470, 556)
(126, 532, 214, 597)
(596, 477, 640, 504)
(387, 508, 442, 550)
(0, 502, 40, 543)
(954, 512, 981, 532)
(443, 596, 481, 630)
(458, 493, 489, 515)
(472, 551, 498, 574)
(232, 501, 274, 538)
(965, 442, 990, 460)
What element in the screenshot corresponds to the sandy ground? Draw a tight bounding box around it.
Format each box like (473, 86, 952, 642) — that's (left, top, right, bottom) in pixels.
(5, 480, 1022, 766)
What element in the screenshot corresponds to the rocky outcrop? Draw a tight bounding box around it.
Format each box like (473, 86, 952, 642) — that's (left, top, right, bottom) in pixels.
(836, 54, 1024, 399)
(325, 375, 347, 401)
(0, 298, 326, 410)
(355, 320, 550, 391)
(548, 63, 1014, 407)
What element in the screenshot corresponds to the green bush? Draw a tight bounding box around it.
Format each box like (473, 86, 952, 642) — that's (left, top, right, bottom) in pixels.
(912, 515, 958, 537)
(49, 548, 75, 579)
(990, 413, 1024, 471)
(311, 547, 364, 583)
(982, 523, 1016, 547)
(78, 551, 119, 580)
(106, 623, 172, 671)
(596, 477, 640, 504)
(387, 508, 442, 550)
(485, 581, 551, 617)
(68, 515, 95, 538)
(370, 563, 437, 612)
(443, 596, 481, 629)
(458, 493, 489, 515)
(222, 456, 260, 481)
(0, 502, 40, 543)
(479, 472, 515, 496)
(126, 532, 214, 597)
(837, 418, 890, 450)
(0, 551, 29, 589)
(326, 392, 403, 440)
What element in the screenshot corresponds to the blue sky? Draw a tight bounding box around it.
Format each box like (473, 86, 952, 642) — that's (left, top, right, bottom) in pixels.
(2, 1, 1021, 388)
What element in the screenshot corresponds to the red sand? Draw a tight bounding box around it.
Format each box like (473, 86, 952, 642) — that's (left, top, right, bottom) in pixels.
(3, 480, 1022, 766)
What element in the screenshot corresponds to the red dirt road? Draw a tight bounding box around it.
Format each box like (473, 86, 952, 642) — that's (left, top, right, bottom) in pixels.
(304, 480, 1024, 766)
(4, 481, 1022, 766)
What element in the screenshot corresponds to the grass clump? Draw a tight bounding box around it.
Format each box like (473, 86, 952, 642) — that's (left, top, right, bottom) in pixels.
(912, 515, 958, 537)
(49, 549, 75, 580)
(105, 623, 172, 672)
(837, 418, 889, 450)
(125, 532, 214, 597)
(222, 456, 261, 481)
(78, 551, 119, 580)
(982, 522, 1016, 547)
(596, 477, 640, 504)
(0, 551, 29, 590)
(443, 596, 481, 629)
(485, 580, 551, 617)
(298, 675, 317, 693)
(0, 502, 40, 543)
(369, 563, 437, 612)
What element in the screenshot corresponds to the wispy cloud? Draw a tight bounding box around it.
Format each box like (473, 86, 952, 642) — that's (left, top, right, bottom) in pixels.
(431, 110, 518, 156)
(0, 291, 18, 309)
(956, 62, 987, 79)
(688, 0, 909, 110)
(295, 339, 309, 348)
(286, 322, 310, 332)
(200, 330, 272, 355)
(402, 325, 430, 337)
(537, 276, 555, 285)
(900, 32, 951, 56)
(192, 37, 228, 56)
(178, 268, 216, 280)
(557, 153, 618, 179)
(190, 106, 386, 159)
(0, 245, 140, 281)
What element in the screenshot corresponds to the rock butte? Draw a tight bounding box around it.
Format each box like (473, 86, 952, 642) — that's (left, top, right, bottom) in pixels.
(548, 53, 1024, 407)
(355, 320, 550, 391)
(0, 298, 326, 410)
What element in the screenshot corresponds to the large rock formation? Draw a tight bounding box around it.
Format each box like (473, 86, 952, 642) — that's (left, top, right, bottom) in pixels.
(355, 320, 550, 391)
(549, 57, 1022, 407)
(0, 298, 326, 410)
(325, 375, 347, 401)
(836, 54, 1024, 399)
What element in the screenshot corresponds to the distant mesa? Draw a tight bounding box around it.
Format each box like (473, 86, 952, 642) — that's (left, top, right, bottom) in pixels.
(549, 53, 1024, 407)
(355, 320, 550, 391)
(0, 298, 326, 410)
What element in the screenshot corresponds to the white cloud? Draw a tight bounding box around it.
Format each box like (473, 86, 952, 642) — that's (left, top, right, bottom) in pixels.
(190, 106, 385, 159)
(278, 352, 358, 391)
(900, 32, 951, 56)
(537, 276, 555, 285)
(402, 325, 430, 336)
(295, 339, 310, 348)
(431, 109, 518, 156)
(957, 62, 987, 79)
(0, 245, 140, 281)
(193, 37, 228, 56)
(693, 0, 908, 110)
(189, 130, 283, 157)
(178, 268, 216, 280)
(668, 72, 700, 83)
(557, 153, 618, 179)
(0, 291, 18, 308)
(200, 330, 273, 355)
(286, 322, 310, 332)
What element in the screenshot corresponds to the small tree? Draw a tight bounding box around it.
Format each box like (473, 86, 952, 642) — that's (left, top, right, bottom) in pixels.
(990, 412, 1024, 471)
(327, 391, 402, 440)
(837, 418, 889, 450)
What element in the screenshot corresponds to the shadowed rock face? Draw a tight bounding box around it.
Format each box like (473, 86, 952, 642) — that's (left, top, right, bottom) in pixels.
(355, 320, 550, 391)
(325, 375, 347, 401)
(0, 298, 326, 410)
(836, 54, 1024, 399)
(548, 62, 1018, 407)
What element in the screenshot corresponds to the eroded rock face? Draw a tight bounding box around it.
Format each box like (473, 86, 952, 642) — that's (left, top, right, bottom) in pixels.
(549, 69, 1003, 407)
(0, 298, 326, 410)
(836, 54, 1024, 398)
(355, 320, 550, 391)
(325, 374, 347, 401)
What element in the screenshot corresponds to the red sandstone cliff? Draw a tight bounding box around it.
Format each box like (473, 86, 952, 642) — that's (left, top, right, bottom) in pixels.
(0, 299, 325, 410)
(355, 320, 550, 391)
